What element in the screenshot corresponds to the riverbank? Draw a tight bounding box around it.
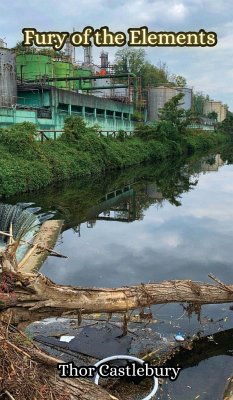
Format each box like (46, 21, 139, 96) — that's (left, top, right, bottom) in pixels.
(0, 117, 228, 196)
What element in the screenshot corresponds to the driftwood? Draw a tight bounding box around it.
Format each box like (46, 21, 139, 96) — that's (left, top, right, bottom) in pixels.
(0, 249, 233, 326)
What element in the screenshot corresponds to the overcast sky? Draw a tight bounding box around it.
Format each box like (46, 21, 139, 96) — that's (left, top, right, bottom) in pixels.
(1, 0, 232, 110)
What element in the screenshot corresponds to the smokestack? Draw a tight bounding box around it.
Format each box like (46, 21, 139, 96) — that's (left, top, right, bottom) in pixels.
(83, 44, 93, 65)
(65, 37, 74, 62)
(100, 51, 108, 68)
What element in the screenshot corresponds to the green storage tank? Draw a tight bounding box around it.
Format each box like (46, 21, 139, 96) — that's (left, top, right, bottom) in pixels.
(16, 54, 53, 82)
(74, 67, 92, 91)
(53, 61, 75, 90)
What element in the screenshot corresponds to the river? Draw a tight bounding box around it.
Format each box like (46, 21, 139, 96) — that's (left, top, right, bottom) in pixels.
(6, 149, 233, 400)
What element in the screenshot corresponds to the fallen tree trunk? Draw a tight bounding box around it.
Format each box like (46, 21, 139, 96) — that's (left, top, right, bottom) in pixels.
(0, 259, 233, 326)
(1, 240, 233, 326)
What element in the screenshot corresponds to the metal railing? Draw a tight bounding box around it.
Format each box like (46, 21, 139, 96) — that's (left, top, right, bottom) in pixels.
(36, 129, 134, 142)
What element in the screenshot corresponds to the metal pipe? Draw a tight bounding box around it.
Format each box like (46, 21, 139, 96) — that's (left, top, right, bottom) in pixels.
(24, 72, 136, 83)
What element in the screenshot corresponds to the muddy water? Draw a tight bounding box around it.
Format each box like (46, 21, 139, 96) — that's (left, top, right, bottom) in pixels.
(7, 149, 233, 399)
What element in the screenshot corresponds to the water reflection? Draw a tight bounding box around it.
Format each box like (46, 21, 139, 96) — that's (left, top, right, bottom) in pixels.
(46, 153, 225, 236)
(6, 150, 233, 400)
(6, 152, 228, 288)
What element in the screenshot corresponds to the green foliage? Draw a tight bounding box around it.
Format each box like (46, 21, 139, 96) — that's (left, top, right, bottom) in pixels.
(170, 75, 187, 87)
(114, 47, 146, 75)
(0, 123, 45, 161)
(0, 156, 52, 195)
(192, 91, 210, 117)
(0, 116, 227, 196)
(207, 111, 218, 121)
(134, 123, 158, 140)
(131, 111, 144, 122)
(12, 41, 66, 58)
(217, 111, 233, 135)
(184, 130, 226, 154)
(141, 62, 168, 87)
(155, 120, 179, 142)
(117, 130, 126, 141)
(158, 93, 191, 134)
(135, 93, 191, 143)
(114, 48, 168, 90)
(61, 116, 96, 142)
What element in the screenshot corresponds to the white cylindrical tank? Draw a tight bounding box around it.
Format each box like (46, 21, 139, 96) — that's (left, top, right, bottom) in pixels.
(0, 48, 17, 107)
(176, 87, 192, 110)
(203, 100, 222, 122)
(148, 86, 177, 120)
(147, 86, 192, 121)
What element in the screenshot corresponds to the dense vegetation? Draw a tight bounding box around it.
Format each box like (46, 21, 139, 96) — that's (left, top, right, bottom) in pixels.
(114, 47, 188, 90)
(218, 111, 233, 136)
(0, 95, 228, 196)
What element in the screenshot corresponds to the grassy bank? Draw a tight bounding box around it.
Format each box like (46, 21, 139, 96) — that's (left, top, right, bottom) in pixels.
(0, 117, 227, 196)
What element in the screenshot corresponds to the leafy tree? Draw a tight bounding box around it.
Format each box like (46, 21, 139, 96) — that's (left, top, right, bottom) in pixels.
(114, 47, 146, 75)
(170, 74, 187, 87)
(217, 111, 233, 135)
(114, 48, 169, 90)
(61, 116, 94, 142)
(12, 41, 65, 57)
(12, 41, 35, 53)
(207, 111, 218, 121)
(158, 92, 191, 134)
(141, 61, 168, 87)
(135, 93, 191, 142)
(192, 91, 210, 116)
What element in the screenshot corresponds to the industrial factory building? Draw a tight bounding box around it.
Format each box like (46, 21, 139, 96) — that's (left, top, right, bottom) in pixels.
(0, 42, 134, 134)
(0, 38, 228, 135)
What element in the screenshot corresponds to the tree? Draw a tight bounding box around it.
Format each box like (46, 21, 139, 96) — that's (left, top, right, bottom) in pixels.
(141, 61, 168, 87)
(114, 48, 169, 90)
(114, 47, 146, 75)
(207, 111, 218, 121)
(170, 74, 187, 87)
(12, 40, 65, 57)
(12, 41, 35, 53)
(218, 111, 233, 135)
(158, 92, 191, 134)
(192, 91, 205, 116)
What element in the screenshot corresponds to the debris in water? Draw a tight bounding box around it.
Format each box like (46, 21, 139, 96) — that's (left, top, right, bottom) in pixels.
(60, 335, 75, 343)
(174, 332, 185, 342)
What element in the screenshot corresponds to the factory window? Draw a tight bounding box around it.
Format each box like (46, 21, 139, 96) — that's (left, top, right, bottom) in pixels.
(115, 111, 122, 119)
(85, 107, 94, 116)
(58, 103, 69, 113)
(106, 110, 114, 117)
(96, 108, 105, 117)
(37, 109, 52, 119)
(71, 105, 82, 115)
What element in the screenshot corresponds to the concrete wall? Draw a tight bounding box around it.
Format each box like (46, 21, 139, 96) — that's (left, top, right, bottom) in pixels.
(0, 86, 134, 133)
(52, 87, 133, 114)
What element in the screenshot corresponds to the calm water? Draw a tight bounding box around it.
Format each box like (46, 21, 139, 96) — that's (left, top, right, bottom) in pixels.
(6, 150, 233, 399)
